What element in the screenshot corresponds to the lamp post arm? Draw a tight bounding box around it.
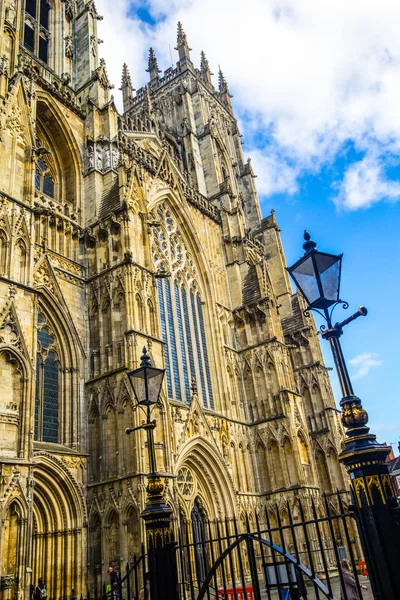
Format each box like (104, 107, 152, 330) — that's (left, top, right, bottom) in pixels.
(334, 306, 368, 331)
(126, 419, 158, 474)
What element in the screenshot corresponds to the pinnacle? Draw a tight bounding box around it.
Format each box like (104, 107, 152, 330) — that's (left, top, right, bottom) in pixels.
(146, 47, 161, 75)
(121, 63, 132, 88)
(200, 51, 210, 72)
(218, 66, 228, 92)
(175, 21, 191, 52)
(177, 21, 185, 39)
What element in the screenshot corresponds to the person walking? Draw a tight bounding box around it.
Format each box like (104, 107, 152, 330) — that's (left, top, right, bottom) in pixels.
(35, 579, 47, 600)
(341, 559, 368, 600)
(108, 567, 121, 586)
(138, 573, 150, 600)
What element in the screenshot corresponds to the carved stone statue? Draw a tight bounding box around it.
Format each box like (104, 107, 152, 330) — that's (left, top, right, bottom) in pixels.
(104, 147, 111, 169)
(87, 146, 94, 169)
(112, 147, 119, 168)
(5, 1, 16, 25)
(96, 147, 103, 170)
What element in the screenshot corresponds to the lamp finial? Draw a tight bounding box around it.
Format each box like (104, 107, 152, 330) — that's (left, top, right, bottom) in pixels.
(140, 347, 151, 367)
(303, 230, 317, 254)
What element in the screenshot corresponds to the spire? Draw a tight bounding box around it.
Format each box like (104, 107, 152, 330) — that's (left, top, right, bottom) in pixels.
(218, 66, 233, 114)
(120, 63, 134, 112)
(146, 48, 161, 81)
(175, 22, 192, 62)
(200, 51, 213, 86)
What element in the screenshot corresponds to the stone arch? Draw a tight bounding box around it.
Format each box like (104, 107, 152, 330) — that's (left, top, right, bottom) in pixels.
(34, 296, 83, 447)
(88, 511, 102, 594)
(147, 189, 224, 409)
(147, 298, 156, 334)
(176, 437, 236, 518)
(268, 438, 284, 490)
(14, 237, 28, 284)
(315, 445, 333, 493)
(0, 497, 27, 600)
(32, 453, 86, 598)
(312, 383, 324, 413)
(124, 504, 141, 560)
(106, 509, 120, 567)
(301, 385, 313, 418)
(35, 93, 82, 213)
(282, 436, 298, 487)
(135, 292, 144, 330)
(103, 403, 118, 479)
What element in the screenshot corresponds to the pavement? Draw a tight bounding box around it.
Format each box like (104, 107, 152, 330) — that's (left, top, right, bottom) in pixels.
(295, 576, 372, 599)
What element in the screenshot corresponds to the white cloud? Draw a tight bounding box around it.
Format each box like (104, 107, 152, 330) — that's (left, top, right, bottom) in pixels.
(349, 352, 383, 380)
(335, 154, 400, 209)
(96, 0, 400, 207)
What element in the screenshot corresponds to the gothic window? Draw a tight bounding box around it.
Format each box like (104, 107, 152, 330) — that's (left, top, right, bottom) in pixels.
(23, 0, 51, 63)
(177, 467, 194, 497)
(151, 203, 214, 408)
(34, 314, 59, 443)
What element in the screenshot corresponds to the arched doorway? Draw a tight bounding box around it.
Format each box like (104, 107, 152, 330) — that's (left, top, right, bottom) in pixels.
(1, 500, 26, 600)
(32, 455, 86, 598)
(191, 500, 208, 587)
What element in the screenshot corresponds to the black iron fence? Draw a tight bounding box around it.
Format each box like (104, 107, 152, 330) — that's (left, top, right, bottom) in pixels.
(81, 492, 368, 600)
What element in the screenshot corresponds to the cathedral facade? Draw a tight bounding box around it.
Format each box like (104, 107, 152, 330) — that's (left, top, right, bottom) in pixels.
(0, 2, 347, 598)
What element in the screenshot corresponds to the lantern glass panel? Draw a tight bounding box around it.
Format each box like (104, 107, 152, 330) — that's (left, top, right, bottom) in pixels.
(128, 367, 164, 405)
(146, 368, 165, 404)
(291, 254, 320, 306)
(314, 252, 341, 304)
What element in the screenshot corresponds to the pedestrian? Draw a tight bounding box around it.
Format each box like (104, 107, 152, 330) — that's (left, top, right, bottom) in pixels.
(139, 573, 150, 600)
(108, 567, 121, 586)
(341, 559, 368, 600)
(35, 579, 47, 600)
(113, 581, 120, 599)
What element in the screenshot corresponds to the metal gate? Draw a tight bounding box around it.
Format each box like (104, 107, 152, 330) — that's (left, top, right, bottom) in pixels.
(83, 492, 368, 600)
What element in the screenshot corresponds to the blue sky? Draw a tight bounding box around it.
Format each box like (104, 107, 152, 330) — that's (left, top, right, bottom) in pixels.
(96, 0, 400, 447)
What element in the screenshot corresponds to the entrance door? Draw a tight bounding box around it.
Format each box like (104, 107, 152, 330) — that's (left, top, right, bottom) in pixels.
(191, 500, 208, 587)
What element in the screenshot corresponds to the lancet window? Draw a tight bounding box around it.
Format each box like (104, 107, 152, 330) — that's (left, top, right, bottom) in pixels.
(151, 203, 214, 409)
(23, 0, 51, 63)
(34, 139, 55, 199)
(34, 313, 59, 443)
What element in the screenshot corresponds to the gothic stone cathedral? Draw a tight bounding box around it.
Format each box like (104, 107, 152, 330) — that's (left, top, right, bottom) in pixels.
(0, 1, 347, 598)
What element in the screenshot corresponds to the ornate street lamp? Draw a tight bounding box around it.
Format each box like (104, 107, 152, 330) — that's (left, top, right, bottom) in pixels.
(287, 231, 400, 600)
(126, 348, 175, 600)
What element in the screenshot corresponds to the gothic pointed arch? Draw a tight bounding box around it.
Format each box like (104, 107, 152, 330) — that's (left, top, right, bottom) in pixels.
(32, 452, 86, 598)
(33, 291, 84, 447)
(176, 436, 236, 518)
(35, 92, 82, 213)
(149, 199, 215, 409)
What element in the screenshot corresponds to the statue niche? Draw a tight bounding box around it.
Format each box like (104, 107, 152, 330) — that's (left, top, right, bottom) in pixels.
(0, 350, 23, 458)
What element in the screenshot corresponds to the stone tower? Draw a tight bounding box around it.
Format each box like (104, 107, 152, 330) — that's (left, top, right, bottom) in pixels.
(0, 6, 346, 598)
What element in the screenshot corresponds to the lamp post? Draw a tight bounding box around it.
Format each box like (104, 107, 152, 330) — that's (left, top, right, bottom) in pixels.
(287, 232, 400, 600)
(126, 348, 177, 600)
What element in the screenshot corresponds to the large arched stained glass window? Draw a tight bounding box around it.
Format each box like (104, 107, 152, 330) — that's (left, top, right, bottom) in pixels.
(151, 203, 214, 409)
(34, 314, 59, 443)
